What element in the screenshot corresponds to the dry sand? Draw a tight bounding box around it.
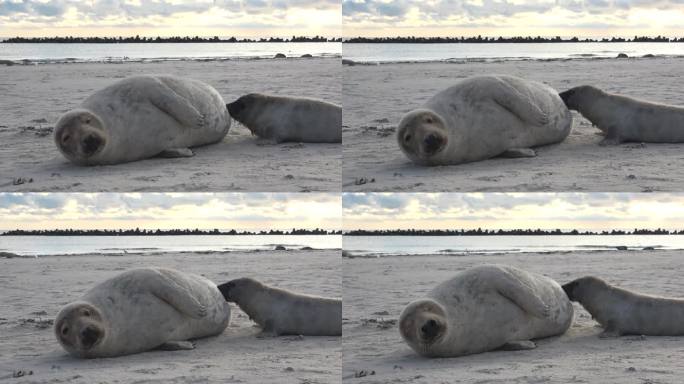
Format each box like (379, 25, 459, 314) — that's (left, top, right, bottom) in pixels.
(343, 57, 684, 192)
(0, 58, 340, 192)
(0, 249, 341, 383)
(343, 249, 684, 383)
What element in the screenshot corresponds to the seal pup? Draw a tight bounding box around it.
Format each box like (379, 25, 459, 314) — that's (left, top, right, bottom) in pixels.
(217, 277, 341, 336)
(399, 264, 573, 357)
(55, 75, 231, 165)
(397, 74, 572, 165)
(559, 85, 684, 145)
(563, 276, 684, 337)
(226, 93, 341, 143)
(55, 267, 231, 358)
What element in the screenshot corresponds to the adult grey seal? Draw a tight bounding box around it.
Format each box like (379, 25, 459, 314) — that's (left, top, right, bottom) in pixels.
(55, 267, 231, 358)
(226, 93, 341, 143)
(562, 276, 684, 337)
(55, 75, 231, 165)
(397, 75, 572, 165)
(217, 277, 341, 336)
(399, 264, 573, 357)
(559, 85, 684, 145)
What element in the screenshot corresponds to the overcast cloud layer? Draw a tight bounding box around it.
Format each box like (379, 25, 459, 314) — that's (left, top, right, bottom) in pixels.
(0, 0, 340, 37)
(342, 0, 684, 37)
(343, 193, 684, 231)
(0, 193, 341, 231)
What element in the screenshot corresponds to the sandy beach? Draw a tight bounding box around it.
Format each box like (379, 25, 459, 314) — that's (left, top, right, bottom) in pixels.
(0, 58, 340, 192)
(0, 249, 341, 383)
(343, 57, 684, 192)
(343, 249, 684, 383)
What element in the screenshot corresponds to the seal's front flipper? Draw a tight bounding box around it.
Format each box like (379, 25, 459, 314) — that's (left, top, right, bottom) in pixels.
(146, 78, 205, 129)
(599, 322, 622, 338)
(500, 148, 537, 158)
(144, 269, 208, 319)
(157, 147, 195, 158)
(491, 79, 549, 126)
(499, 340, 537, 351)
(157, 341, 195, 351)
(599, 136, 623, 146)
(495, 270, 550, 318)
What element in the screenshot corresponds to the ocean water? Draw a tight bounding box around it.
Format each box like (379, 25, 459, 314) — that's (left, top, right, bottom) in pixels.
(0, 42, 341, 63)
(343, 42, 684, 63)
(0, 235, 341, 256)
(343, 235, 684, 257)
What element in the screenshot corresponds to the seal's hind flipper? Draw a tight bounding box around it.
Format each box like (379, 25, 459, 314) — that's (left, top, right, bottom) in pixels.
(157, 148, 195, 158)
(498, 340, 537, 351)
(500, 148, 537, 158)
(157, 340, 195, 351)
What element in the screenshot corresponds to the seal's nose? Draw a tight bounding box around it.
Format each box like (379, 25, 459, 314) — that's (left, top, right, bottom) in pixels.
(559, 89, 575, 105)
(226, 99, 245, 117)
(217, 281, 235, 302)
(420, 319, 439, 340)
(80, 325, 101, 349)
(82, 135, 102, 156)
(423, 134, 443, 154)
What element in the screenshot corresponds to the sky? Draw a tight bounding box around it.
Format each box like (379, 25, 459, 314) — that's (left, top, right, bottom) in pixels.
(0, 0, 341, 38)
(343, 193, 684, 231)
(342, 0, 684, 38)
(0, 193, 341, 231)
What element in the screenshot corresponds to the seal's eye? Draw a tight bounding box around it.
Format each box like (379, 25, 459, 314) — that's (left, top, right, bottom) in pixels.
(404, 134, 412, 143)
(425, 117, 433, 124)
(62, 326, 69, 335)
(83, 310, 91, 317)
(84, 118, 91, 124)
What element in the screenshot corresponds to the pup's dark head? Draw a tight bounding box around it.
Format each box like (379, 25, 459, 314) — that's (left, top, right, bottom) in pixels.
(561, 279, 580, 301)
(558, 85, 602, 110)
(562, 276, 606, 301)
(226, 93, 264, 121)
(217, 277, 261, 302)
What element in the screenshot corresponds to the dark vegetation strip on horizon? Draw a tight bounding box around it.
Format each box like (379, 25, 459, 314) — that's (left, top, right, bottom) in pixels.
(2, 35, 342, 43)
(344, 36, 684, 43)
(1, 229, 342, 236)
(345, 229, 682, 236)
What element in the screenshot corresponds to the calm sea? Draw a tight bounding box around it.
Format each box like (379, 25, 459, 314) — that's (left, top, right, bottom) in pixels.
(0, 235, 341, 256)
(343, 235, 684, 257)
(343, 42, 684, 63)
(0, 42, 341, 63)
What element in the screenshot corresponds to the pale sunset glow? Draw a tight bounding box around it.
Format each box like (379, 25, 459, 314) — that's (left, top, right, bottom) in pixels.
(0, 193, 342, 231)
(0, 0, 341, 38)
(343, 193, 684, 231)
(342, 0, 684, 38)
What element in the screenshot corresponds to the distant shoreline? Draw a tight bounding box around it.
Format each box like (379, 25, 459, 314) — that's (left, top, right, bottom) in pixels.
(343, 36, 683, 43)
(1, 229, 342, 236)
(2, 36, 342, 43)
(344, 229, 683, 236)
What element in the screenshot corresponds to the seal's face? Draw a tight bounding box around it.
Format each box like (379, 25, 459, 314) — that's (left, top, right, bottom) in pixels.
(226, 94, 264, 128)
(54, 109, 107, 165)
(399, 299, 448, 357)
(217, 277, 260, 303)
(562, 276, 604, 302)
(559, 85, 599, 110)
(55, 302, 106, 358)
(397, 109, 449, 165)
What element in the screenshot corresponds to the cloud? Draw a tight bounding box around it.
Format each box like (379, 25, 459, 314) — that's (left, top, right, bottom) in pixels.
(343, 193, 684, 231)
(0, 193, 341, 230)
(0, 0, 69, 17)
(342, 0, 684, 33)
